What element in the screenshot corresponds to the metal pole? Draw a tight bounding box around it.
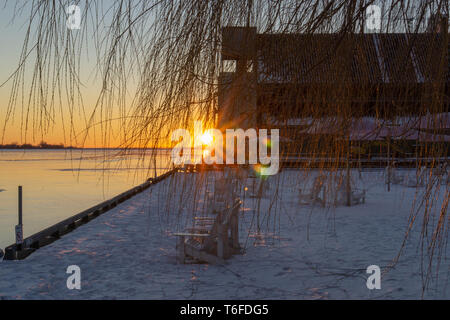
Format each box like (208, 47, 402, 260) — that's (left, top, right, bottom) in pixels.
(18, 186, 23, 225)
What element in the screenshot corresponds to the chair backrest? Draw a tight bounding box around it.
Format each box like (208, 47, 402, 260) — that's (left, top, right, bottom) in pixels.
(311, 176, 324, 197)
(203, 199, 241, 253)
(220, 199, 241, 225)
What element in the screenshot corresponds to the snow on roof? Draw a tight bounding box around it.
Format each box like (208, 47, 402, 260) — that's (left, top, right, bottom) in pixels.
(269, 113, 450, 140)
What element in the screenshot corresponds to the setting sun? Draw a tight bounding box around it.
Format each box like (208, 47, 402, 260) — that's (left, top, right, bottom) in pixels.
(200, 132, 213, 146)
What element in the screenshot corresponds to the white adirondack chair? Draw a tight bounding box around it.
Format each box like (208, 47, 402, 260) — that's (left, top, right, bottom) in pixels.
(401, 166, 427, 187)
(299, 176, 326, 206)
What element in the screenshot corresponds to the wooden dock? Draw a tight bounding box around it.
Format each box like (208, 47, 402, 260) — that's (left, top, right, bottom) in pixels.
(4, 169, 177, 260)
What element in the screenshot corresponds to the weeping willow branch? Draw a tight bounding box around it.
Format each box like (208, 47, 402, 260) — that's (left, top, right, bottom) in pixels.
(1, 0, 449, 294)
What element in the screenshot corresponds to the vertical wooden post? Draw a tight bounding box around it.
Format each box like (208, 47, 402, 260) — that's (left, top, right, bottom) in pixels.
(387, 136, 391, 192)
(176, 235, 185, 264)
(15, 186, 24, 247)
(256, 179, 263, 234)
(217, 224, 225, 259)
(153, 158, 157, 178)
(231, 205, 240, 252)
(346, 138, 351, 207)
(321, 185, 326, 207)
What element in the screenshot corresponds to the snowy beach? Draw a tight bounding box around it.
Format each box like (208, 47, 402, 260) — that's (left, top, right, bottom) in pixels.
(0, 169, 448, 299)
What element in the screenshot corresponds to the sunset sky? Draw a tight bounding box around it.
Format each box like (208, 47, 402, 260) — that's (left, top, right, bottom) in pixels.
(0, 0, 439, 148)
(0, 2, 142, 148)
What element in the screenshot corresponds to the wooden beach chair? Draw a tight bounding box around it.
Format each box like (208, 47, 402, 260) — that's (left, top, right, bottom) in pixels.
(401, 166, 428, 187)
(433, 163, 448, 186)
(298, 176, 326, 206)
(174, 199, 241, 264)
(206, 174, 237, 213)
(349, 188, 366, 205)
(334, 180, 366, 206)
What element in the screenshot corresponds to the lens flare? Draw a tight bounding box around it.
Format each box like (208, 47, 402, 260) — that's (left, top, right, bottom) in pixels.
(262, 137, 271, 148)
(250, 164, 269, 180)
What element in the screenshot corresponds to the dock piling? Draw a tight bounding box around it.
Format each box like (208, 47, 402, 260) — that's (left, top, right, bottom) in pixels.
(15, 186, 24, 247)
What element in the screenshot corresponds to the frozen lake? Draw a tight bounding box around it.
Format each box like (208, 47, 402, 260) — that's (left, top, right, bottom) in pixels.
(0, 149, 172, 249)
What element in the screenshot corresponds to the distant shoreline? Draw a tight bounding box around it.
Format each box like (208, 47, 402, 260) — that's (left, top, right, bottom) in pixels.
(0, 146, 170, 150)
(0, 146, 75, 150)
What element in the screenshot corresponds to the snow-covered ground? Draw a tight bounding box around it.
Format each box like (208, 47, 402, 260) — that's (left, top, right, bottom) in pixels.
(0, 169, 448, 299)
